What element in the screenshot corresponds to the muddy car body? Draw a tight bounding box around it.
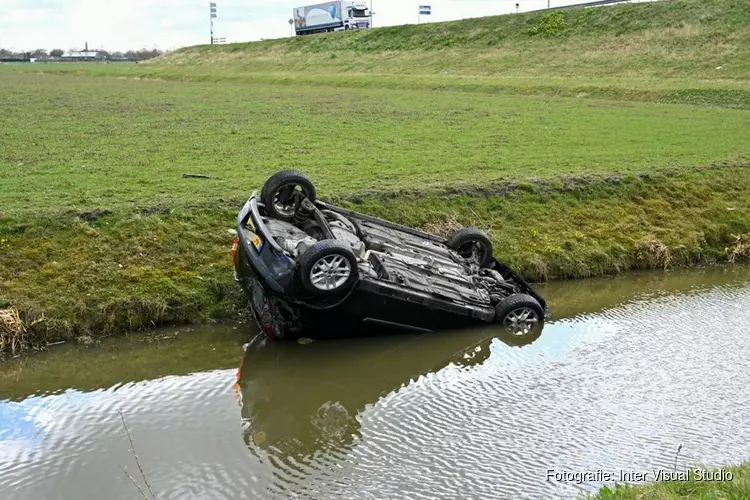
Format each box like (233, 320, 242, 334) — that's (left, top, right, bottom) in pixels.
(232, 171, 548, 340)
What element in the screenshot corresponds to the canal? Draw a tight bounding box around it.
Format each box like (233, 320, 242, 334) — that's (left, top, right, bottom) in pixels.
(1, 266, 749, 499)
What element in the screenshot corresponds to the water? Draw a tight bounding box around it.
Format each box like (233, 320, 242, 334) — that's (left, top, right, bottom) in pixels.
(1, 266, 749, 499)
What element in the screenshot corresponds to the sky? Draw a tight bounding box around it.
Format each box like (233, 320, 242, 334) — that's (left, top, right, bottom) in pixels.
(0, 0, 654, 52)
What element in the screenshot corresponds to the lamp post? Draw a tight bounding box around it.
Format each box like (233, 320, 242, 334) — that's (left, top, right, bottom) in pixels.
(210, 2, 217, 44)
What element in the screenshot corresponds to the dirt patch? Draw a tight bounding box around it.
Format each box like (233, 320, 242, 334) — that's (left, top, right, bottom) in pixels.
(422, 213, 463, 237)
(75, 208, 113, 222)
(138, 205, 172, 216)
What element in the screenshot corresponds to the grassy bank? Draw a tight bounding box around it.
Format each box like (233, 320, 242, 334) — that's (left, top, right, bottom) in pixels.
(1, 0, 749, 353)
(587, 463, 750, 499)
(7, 0, 749, 109)
(2, 165, 748, 351)
(160, 0, 749, 82)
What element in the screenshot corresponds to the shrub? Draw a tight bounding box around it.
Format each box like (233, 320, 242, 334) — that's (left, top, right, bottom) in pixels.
(526, 12, 569, 37)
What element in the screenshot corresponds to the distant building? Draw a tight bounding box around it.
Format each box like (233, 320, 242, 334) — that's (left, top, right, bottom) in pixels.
(61, 42, 107, 61)
(62, 50, 104, 60)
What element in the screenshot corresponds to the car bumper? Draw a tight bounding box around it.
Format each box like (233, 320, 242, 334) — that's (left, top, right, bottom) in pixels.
(234, 193, 296, 295)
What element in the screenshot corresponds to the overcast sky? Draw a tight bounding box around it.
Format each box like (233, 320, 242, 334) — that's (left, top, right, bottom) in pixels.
(0, 0, 653, 52)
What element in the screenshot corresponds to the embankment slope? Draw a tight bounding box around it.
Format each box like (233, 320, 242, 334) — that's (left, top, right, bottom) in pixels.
(146, 0, 750, 107)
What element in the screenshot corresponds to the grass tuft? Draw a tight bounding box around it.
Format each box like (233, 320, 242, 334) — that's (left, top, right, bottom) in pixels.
(727, 233, 750, 263)
(526, 12, 569, 38)
(634, 237, 673, 270)
(0, 307, 27, 356)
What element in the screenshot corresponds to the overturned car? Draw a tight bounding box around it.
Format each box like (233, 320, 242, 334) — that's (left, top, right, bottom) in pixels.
(232, 170, 548, 340)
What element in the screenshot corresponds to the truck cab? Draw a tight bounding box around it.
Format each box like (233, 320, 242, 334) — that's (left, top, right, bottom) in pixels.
(343, 2, 371, 30)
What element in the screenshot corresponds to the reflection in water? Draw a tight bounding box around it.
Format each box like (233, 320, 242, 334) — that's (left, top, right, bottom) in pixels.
(236, 324, 544, 462)
(538, 265, 750, 320)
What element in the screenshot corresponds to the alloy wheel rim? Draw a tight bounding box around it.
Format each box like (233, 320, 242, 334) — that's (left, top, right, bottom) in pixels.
(310, 254, 351, 290)
(503, 307, 539, 335)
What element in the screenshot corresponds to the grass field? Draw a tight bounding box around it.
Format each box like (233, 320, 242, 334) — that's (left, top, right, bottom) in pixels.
(1, 0, 749, 351)
(1, 70, 748, 217)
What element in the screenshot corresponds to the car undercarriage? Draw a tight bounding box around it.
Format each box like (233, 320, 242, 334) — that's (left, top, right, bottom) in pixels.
(232, 170, 548, 340)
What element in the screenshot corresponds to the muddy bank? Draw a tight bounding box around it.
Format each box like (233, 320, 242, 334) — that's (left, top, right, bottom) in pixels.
(1, 167, 749, 355)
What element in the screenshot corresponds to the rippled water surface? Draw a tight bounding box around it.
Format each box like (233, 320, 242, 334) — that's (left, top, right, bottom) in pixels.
(1, 267, 750, 499)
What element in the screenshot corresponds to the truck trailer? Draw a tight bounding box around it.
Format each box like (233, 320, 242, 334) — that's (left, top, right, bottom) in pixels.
(293, 1, 371, 36)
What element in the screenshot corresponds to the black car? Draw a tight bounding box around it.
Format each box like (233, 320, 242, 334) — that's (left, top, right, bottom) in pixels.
(232, 170, 548, 340)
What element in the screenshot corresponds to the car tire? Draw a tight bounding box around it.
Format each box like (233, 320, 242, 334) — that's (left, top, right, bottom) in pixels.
(299, 240, 359, 295)
(446, 227, 494, 268)
(494, 294, 544, 337)
(261, 170, 316, 222)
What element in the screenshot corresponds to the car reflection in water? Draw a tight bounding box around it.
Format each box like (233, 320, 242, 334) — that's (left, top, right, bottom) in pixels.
(234, 321, 545, 464)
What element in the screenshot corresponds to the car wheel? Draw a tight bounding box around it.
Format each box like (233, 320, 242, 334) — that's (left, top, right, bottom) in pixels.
(446, 227, 493, 268)
(494, 294, 544, 337)
(261, 170, 316, 222)
(299, 240, 359, 295)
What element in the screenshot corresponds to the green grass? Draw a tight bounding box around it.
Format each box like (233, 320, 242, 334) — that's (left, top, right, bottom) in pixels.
(587, 463, 750, 499)
(1, 70, 748, 217)
(1, 0, 749, 352)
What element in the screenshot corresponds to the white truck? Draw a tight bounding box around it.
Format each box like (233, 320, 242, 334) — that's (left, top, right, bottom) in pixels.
(293, 1, 371, 36)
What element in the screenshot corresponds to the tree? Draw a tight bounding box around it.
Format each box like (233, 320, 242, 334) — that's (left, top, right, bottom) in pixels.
(138, 49, 163, 60)
(50, 49, 64, 57)
(123, 48, 163, 61)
